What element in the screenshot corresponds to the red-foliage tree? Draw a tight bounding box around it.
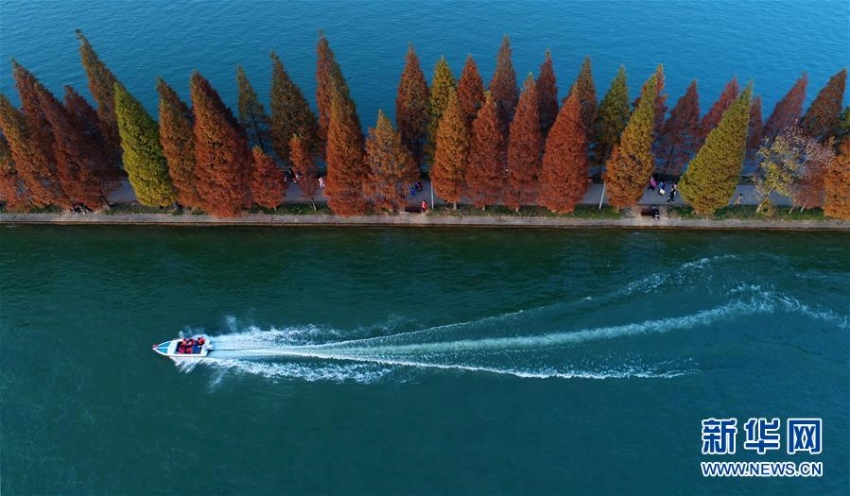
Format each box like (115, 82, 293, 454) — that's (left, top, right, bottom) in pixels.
(824, 137, 850, 219)
(289, 135, 320, 210)
(157, 78, 200, 208)
(0, 95, 63, 207)
(190, 71, 252, 217)
(457, 55, 485, 129)
(8, 63, 66, 206)
(324, 92, 369, 215)
(38, 85, 109, 207)
(465, 94, 505, 210)
(699, 77, 739, 143)
(76, 30, 122, 165)
(431, 88, 469, 210)
(764, 73, 807, 142)
(658, 80, 700, 175)
(746, 95, 765, 165)
(489, 36, 518, 133)
(537, 50, 558, 137)
(250, 146, 286, 210)
(63, 85, 117, 191)
(0, 132, 29, 210)
(505, 75, 542, 211)
(800, 68, 846, 141)
(395, 44, 430, 167)
(539, 91, 589, 213)
(366, 110, 418, 212)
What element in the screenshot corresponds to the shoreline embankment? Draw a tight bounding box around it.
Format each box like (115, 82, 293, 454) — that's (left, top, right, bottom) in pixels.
(3, 210, 849, 231)
(3, 181, 849, 231)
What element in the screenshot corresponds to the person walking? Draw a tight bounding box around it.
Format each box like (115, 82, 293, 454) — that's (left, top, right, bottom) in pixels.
(667, 184, 678, 203)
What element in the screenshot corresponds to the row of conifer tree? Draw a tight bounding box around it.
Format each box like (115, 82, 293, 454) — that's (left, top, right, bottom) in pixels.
(1, 31, 848, 218)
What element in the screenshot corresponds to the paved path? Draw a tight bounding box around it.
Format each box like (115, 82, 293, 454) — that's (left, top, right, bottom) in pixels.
(270, 180, 785, 208)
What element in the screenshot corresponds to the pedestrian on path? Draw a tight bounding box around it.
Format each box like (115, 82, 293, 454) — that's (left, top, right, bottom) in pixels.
(667, 184, 677, 203)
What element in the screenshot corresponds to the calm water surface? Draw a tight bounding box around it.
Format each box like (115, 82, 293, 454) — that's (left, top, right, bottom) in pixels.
(1, 0, 847, 126)
(1, 226, 848, 494)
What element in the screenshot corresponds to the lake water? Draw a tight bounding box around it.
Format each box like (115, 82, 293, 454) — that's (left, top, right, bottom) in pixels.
(1, 226, 848, 494)
(0, 0, 847, 129)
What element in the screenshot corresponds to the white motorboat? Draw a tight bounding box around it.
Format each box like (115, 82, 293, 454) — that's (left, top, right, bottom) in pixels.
(152, 334, 214, 359)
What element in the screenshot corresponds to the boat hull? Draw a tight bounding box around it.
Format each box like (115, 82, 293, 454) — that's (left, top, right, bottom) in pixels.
(152, 334, 213, 359)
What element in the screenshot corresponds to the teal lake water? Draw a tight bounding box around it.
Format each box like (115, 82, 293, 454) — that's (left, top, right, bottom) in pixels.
(1, 0, 847, 127)
(1, 226, 848, 494)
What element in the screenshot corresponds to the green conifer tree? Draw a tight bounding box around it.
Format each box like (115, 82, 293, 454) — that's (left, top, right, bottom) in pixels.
(595, 66, 630, 169)
(236, 65, 271, 151)
(427, 56, 457, 162)
(270, 51, 320, 164)
(114, 83, 175, 207)
(679, 85, 753, 216)
(603, 74, 657, 208)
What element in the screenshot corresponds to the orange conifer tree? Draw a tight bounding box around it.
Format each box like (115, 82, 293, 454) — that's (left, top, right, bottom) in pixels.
(800, 68, 846, 141)
(700, 77, 739, 142)
(505, 75, 543, 211)
(395, 44, 430, 167)
(157, 78, 200, 208)
(76, 30, 122, 164)
(38, 85, 108, 208)
(539, 91, 589, 213)
(365, 110, 417, 212)
(0, 95, 65, 207)
(431, 88, 469, 210)
(746, 95, 765, 166)
(190, 71, 251, 217)
(324, 92, 369, 215)
(316, 33, 360, 155)
(658, 80, 700, 175)
(764, 73, 807, 142)
(537, 50, 559, 137)
(5, 64, 66, 206)
(823, 137, 850, 219)
(289, 135, 320, 210)
(489, 35, 518, 130)
(465, 94, 505, 210)
(250, 147, 286, 210)
(457, 55, 485, 129)
(0, 132, 29, 210)
(63, 86, 117, 190)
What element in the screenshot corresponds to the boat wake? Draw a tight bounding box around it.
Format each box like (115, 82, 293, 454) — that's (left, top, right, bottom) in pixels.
(169, 256, 848, 385)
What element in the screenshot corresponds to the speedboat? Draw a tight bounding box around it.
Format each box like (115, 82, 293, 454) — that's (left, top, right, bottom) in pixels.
(152, 334, 214, 359)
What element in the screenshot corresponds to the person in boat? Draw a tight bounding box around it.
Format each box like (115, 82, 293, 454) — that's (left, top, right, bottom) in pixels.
(192, 338, 202, 354)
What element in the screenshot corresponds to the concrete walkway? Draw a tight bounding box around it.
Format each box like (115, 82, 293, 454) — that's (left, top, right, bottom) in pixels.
(272, 180, 786, 209)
